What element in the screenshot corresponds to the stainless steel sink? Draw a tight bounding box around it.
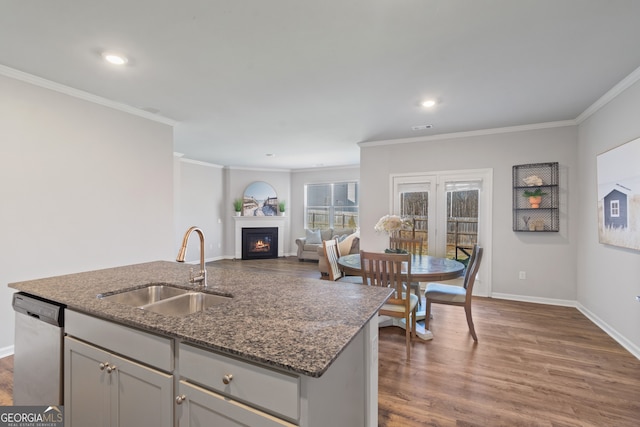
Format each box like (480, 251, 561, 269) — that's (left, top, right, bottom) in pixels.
(143, 292, 231, 316)
(99, 285, 189, 307)
(99, 284, 231, 316)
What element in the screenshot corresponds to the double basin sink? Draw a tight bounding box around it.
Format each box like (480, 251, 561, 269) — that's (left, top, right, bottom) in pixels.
(99, 284, 231, 317)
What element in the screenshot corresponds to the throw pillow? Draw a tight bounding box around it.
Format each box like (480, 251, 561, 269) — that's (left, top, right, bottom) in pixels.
(337, 233, 357, 256)
(305, 229, 322, 244)
(337, 234, 348, 242)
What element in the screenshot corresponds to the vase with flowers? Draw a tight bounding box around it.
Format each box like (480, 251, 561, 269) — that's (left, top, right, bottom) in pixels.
(374, 214, 413, 253)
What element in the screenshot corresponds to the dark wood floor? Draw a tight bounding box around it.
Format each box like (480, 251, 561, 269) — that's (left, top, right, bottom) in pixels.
(2, 257, 639, 426)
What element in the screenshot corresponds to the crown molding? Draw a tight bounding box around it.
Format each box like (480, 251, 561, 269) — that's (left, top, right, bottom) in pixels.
(225, 165, 292, 173)
(358, 120, 576, 148)
(292, 164, 360, 173)
(0, 64, 177, 126)
(576, 64, 640, 124)
(179, 157, 224, 168)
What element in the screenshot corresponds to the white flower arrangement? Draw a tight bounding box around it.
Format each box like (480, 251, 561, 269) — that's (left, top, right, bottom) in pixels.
(374, 214, 413, 234)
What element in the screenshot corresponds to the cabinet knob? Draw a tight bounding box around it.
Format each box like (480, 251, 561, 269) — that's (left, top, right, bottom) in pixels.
(175, 395, 187, 405)
(99, 362, 109, 371)
(223, 374, 233, 385)
(106, 365, 117, 374)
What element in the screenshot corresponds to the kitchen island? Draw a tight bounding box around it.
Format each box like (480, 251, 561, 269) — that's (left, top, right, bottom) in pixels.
(9, 260, 392, 427)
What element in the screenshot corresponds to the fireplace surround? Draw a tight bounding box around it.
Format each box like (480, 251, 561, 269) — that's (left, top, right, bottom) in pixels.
(233, 216, 286, 259)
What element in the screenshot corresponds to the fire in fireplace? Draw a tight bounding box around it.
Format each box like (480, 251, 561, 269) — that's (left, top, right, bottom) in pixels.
(242, 227, 279, 260)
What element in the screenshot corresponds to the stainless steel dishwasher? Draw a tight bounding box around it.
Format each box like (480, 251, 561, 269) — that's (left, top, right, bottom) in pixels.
(12, 292, 65, 405)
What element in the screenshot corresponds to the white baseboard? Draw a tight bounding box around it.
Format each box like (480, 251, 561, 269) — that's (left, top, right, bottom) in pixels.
(491, 292, 577, 307)
(0, 345, 14, 359)
(576, 303, 640, 360)
(490, 293, 639, 360)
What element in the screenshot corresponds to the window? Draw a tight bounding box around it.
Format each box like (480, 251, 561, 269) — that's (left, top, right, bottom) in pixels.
(610, 200, 620, 217)
(305, 182, 359, 229)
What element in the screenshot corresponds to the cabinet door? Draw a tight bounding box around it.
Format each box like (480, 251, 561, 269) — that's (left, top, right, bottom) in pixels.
(176, 381, 295, 427)
(110, 353, 173, 427)
(64, 337, 111, 427)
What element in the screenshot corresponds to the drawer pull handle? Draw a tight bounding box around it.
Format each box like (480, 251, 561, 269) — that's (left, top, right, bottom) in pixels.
(223, 374, 233, 385)
(106, 365, 117, 374)
(175, 395, 187, 405)
(99, 362, 109, 371)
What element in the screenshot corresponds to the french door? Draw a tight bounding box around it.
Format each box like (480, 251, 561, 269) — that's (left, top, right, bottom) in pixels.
(390, 169, 492, 296)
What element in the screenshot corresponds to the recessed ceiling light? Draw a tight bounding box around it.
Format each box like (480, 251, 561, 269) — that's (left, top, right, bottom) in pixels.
(421, 99, 436, 108)
(102, 52, 128, 65)
(265, 153, 275, 157)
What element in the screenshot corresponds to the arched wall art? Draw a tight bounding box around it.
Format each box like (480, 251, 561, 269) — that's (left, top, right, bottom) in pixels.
(243, 181, 279, 217)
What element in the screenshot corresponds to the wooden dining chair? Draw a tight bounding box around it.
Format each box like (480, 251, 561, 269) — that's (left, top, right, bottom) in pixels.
(389, 236, 423, 255)
(360, 250, 418, 358)
(424, 245, 483, 341)
(323, 239, 363, 284)
(389, 236, 424, 306)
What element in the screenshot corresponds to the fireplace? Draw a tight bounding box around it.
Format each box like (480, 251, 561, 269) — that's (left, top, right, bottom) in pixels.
(242, 227, 279, 260)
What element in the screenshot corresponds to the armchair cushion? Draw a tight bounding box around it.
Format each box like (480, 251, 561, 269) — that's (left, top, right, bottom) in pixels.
(305, 229, 322, 244)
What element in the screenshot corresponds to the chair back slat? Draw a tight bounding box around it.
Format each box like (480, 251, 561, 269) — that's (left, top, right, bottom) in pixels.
(323, 239, 343, 281)
(389, 237, 423, 255)
(360, 250, 411, 308)
(463, 245, 483, 296)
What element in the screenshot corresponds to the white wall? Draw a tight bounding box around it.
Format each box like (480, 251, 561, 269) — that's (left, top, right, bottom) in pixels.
(224, 168, 292, 256)
(174, 158, 225, 262)
(577, 78, 640, 355)
(0, 75, 174, 354)
(359, 125, 579, 301)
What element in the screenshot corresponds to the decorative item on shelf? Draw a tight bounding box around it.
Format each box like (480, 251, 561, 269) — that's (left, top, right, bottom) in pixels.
(523, 175, 543, 186)
(523, 188, 547, 208)
(278, 200, 286, 216)
(233, 198, 243, 216)
(529, 219, 545, 231)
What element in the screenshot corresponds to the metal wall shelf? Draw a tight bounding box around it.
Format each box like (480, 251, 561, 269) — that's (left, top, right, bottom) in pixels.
(513, 162, 559, 232)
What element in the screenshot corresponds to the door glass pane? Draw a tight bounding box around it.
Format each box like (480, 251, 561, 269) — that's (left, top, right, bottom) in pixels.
(399, 191, 428, 254)
(446, 189, 478, 264)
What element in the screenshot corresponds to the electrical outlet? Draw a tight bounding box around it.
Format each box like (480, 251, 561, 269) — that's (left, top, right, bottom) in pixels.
(519, 271, 527, 280)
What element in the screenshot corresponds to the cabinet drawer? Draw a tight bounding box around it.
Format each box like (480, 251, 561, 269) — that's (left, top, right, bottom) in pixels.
(65, 310, 173, 372)
(179, 343, 299, 422)
(177, 380, 295, 427)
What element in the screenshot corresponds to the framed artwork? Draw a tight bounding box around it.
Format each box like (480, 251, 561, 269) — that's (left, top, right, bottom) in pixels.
(596, 136, 640, 251)
(243, 181, 278, 216)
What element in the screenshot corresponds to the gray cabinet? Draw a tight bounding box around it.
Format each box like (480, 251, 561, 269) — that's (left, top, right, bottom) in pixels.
(64, 337, 173, 427)
(63, 310, 379, 427)
(64, 310, 174, 427)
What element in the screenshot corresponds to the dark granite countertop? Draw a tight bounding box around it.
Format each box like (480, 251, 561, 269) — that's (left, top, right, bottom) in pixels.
(8, 261, 392, 378)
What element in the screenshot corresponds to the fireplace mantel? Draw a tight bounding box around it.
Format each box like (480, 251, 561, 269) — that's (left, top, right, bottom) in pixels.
(233, 216, 286, 259)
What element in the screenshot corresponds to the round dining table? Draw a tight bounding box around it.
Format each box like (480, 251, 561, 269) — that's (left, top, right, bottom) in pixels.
(337, 253, 465, 340)
(337, 253, 465, 282)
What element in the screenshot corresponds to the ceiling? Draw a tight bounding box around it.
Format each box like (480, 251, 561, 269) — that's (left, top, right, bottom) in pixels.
(2, 1, 640, 170)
